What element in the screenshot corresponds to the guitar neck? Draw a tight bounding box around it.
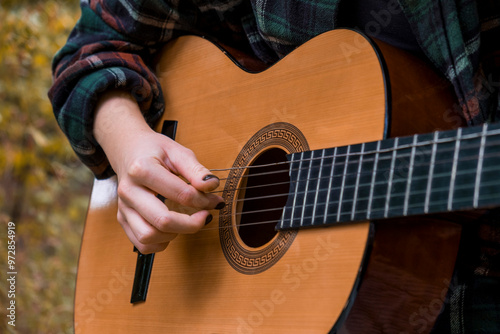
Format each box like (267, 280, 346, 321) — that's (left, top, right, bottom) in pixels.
(279, 122, 500, 229)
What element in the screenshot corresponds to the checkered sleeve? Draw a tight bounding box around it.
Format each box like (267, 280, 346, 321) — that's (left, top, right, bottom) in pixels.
(48, 0, 253, 178)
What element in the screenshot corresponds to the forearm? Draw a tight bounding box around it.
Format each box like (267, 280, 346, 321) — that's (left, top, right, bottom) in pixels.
(94, 90, 153, 175)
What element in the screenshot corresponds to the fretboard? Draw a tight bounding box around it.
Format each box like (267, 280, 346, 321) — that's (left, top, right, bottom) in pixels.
(278, 122, 500, 230)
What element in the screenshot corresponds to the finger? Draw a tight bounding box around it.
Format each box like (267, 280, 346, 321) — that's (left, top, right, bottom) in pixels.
(150, 209, 213, 234)
(119, 201, 178, 244)
(119, 184, 212, 234)
(117, 208, 170, 254)
(126, 159, 223, 209)
(163, 142, 220, 193)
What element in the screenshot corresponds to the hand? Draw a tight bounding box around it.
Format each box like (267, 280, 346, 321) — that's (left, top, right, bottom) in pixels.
(94, 91, 224, 254)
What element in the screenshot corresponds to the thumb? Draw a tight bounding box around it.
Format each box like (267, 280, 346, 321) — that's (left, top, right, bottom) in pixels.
(164, 139, 220, 192)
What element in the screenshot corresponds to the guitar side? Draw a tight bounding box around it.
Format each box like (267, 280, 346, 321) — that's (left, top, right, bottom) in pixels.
(74, 30, 462, 333)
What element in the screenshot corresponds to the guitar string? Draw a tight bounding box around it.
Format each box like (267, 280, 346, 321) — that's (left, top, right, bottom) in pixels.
(204, 149, 500, 199)
(201, 181, 500, 231)
(209, 160, 499, 209)
(200, 177, 500, 232)
(208, 127, 500, 175)
(164, 127, 500, 230)
(209, 136, 500, 186)
(204, 138, 500, 203)
(212, 138, 500, 183)
(164, 155, 500, 232)
(211, 165, 500, 219)
(179, 149, 500, 225)
(217, 165, 499, 208)
(208, 151, 500, 201)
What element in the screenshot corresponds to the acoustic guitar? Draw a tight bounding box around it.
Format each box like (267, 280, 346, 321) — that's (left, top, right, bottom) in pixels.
(74, 29, 500, 333)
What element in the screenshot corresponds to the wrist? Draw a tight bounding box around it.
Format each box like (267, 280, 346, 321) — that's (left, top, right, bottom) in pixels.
(94, 90, 154, 171)
(94, 90, 151, 141)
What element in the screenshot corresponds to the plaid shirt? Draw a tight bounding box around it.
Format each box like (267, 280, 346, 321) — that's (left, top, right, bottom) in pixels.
(49, 0, 500, 179)
(49, 1, 500, 332)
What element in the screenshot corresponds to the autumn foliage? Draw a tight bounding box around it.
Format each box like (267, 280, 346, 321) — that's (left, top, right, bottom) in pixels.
(0, 1, 93, 333)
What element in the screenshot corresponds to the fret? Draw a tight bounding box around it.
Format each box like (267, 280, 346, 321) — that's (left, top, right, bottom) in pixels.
(278, 122, 500, 230)
(339, 143, 362, 222)
(475, 124, 500, 207)
(279, 151, 303, 228)
(351, 143, 365, 221)
(367, 141, 381, 220)
(292, 151, 308, 227)
(447, 128, 462, 211)
(403, 134, 418, 216)
(449, 125, 486, 210)
(405, 132, 434, 215)
(311, 149, 326, 224)
(315, 148, 335, 224)
(299, 151, 314, 226)
(387, 135, 415, 217)
(352, 141, 377, 221)
(323, 147, 338, 224)
(368, 138, 396, 219)
(336, 145, 350, 221)
(424, 132, 438, 213)
(384, 138, 398, 218)
(427, 130, 457, 213)
(301, 150, 322, 226)
(473, 124, 488, 208)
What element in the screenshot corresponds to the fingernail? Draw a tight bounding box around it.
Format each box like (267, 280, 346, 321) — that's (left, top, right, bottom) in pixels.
(203, 174, 219, 182)
(215, 202, 226, 210)
(205, 214, 213, 225)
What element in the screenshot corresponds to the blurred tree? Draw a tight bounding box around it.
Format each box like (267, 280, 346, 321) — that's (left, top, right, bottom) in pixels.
(0, 1, 94, 333)
(1, 0, 77, 7)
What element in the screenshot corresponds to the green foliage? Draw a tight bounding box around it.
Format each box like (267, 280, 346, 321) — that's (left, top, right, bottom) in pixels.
(0, 2, 93, 333)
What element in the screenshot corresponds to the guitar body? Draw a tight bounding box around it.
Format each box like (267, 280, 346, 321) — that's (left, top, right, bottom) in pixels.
(75, 30, 463, 333)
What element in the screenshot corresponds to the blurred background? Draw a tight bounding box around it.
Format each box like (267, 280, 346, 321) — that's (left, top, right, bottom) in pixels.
(0, 1, 94, 332)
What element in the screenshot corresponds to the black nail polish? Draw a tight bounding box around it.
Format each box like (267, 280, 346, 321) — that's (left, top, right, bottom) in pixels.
(205, 214, 213, 225)
(215, 202, 226, 210)
(203, 174, 219, 182)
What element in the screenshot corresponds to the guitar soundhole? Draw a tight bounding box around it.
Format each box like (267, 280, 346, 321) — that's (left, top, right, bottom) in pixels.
(220, 122, 306, 274)
(237, 148, 289, 248)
